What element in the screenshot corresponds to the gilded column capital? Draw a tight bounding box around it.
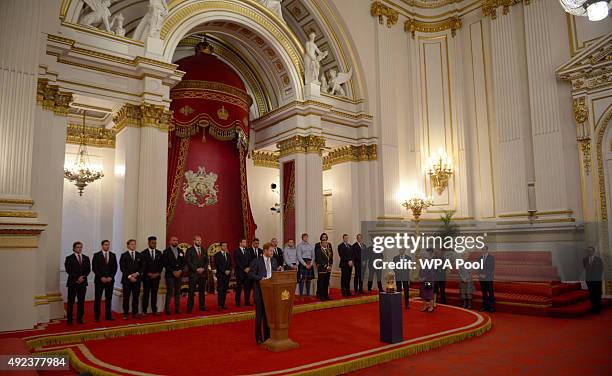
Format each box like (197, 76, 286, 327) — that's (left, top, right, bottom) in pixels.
(371, 1, 399, 28)
(404, 16, 462, 38)
(36, 78, 73, 116)
(482, 0, 524, 20)
(141, 103, 173, 132)
(277, 135, 325, 157)
(322, 144, 377, 170)
(113, 103, 173, 133)
(252, 150, 280, 168)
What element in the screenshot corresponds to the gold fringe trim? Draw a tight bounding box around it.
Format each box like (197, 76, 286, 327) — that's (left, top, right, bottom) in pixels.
(286, 316, 492, 376)
(26, 295, 378, 351)
(36, 348, 122, 376)
(35, 305, 491, 376)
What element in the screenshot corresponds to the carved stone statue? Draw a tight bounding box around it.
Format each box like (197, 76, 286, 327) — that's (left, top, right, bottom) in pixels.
(110, 13, 125, 37)
(79, 0, 113, 32)
(304, 32, 328, 85)
(258, 0, 284, 20)
(133, 0, 168, 41)
(328, 68, 352, 97)
(320, 73, 329, 94)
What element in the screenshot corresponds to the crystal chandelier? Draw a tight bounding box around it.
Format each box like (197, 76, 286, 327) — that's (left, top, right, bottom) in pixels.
(64, 111, 104, 196)
(559, 0, 610, 21)
(426, 148, 453, 195)
(401, 195, 433, 221)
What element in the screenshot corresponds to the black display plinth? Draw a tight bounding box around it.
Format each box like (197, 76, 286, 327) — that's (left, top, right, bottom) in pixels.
(379, 292, 403, 344)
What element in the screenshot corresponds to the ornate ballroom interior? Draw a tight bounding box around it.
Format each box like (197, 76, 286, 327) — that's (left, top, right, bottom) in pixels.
(0, 0, 611, 361)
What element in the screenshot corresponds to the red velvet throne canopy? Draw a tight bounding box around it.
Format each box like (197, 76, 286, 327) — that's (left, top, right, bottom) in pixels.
(166, 42, 257, 245)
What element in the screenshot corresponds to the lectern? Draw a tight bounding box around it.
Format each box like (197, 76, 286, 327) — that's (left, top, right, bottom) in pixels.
(260, 271, 300, 352)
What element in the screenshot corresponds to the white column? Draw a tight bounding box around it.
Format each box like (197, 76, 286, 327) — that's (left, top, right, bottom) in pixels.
(523, 0, 569, 212)
(489, 8, 534, 215)
(374, 15, 401, 218)
(0, 0, 41, 200)
(136, 126, 169, 247)
(32, 101, 71, 322)
(112, 127, 141, 250)
(0, 0, 45, 331)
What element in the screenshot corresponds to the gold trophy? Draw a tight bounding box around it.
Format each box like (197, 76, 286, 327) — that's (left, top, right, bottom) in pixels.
(385, 271, 396, 293)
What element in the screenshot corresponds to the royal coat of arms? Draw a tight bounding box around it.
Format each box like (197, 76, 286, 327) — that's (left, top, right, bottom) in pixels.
(183, 166, 219, 207)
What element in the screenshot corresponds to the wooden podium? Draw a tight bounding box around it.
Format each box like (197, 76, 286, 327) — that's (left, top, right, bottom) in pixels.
(260, 271, 300, 352)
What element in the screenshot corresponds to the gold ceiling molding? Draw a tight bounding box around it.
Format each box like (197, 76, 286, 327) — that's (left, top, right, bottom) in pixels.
(161, 0, 304, 77)
(399, 0, 462, 8)
(0, 211, 38, 218)
(322, 144, 378, 170)
(67, 124, 116, 148)
(371, 1, 400, 27)
(36, 78, 73, 117)
(0, 198, 34, 206)
(277, 135, 326, 157)
(251, 150, 280, 169)
(404, 15, 462, 38)
(113, 103, 173, 133)
(482, 0, 526, 20)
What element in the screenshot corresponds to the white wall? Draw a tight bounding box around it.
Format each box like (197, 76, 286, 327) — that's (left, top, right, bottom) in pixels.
(246, 159, 281, 244)
(60, 145, 115, 300)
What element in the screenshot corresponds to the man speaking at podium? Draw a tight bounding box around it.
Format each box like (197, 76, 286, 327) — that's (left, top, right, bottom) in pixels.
(249, 242, 279, 344)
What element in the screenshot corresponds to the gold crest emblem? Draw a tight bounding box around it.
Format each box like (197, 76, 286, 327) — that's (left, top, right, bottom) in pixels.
(281, 289, 290, 301)
(179, 105, 194, 116)
(217, 105, 228, 120)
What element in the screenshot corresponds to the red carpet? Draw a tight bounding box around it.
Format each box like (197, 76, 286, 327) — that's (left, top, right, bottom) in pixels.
(30, 301, 489, 375)
(0, 288, 358, 340)
(350, 309, 612, 376)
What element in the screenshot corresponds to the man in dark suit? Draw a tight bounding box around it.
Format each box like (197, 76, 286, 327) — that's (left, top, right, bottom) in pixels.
(393, 248, 411, 309)
(141, 236, 163, 316)
(248, 242, 278, 344)
(352, 234, 366, 294)
(214, 242, 232, 310)
(119, 239, 143, 319)
(367, 241, 383, 293)
(249, 238, 263, 259)
(235, 238, 252, 307)
(338, 234, 354, 297)
(163, 236, 184, 315)
(65, 241, 90, 325)
(92, 239, 117, 322)
(478, 246, 495, 312)
(270, 237, 284, 267)
(186, 235, 208, 313)
(583, 246, 603, 313)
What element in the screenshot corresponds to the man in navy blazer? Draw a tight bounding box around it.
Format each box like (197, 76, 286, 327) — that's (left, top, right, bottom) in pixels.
(248, 242, 279, 344)
(141, 236, 163, 316)
(234, 238, 252, 307)
(92, 239, 117, 322)
(65, 241, 91, 325)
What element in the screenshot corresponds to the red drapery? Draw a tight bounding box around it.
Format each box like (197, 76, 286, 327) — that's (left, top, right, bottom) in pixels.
(166, 48, 256, 246)
(282, 160, 296, 245)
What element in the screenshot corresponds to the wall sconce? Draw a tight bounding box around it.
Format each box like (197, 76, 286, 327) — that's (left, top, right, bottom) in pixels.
(426, 148, 453, 195)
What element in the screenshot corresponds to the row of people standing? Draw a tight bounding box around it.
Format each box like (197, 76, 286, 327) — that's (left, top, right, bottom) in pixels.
(285, 232, 384, 302)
